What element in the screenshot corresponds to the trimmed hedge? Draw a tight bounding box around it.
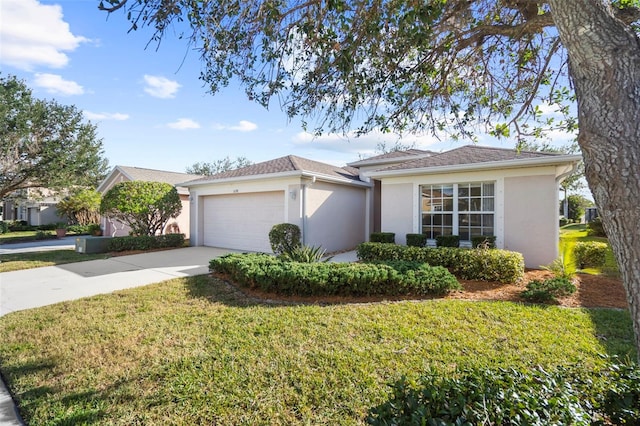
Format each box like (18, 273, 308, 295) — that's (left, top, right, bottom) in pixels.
(521, 277, 577, 303)
(370, 232, 395, 243)
(210, 253, 461, 296)
(268, 223, 301, 255)
(470, 235, 496, 248)
(368, 361, 640, 425)
(107, 234, 185, 252)
(356, 242, 524, 283)
(405, 233, 427, 247)
(574, 241, 608, 269)
(435, 235, 459, 247)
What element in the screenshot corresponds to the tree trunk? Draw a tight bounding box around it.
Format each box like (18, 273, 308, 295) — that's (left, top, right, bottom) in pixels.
(548, 0, 640, 357)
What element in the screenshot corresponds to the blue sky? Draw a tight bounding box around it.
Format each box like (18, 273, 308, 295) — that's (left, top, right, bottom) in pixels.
(1, 0, 577, 174)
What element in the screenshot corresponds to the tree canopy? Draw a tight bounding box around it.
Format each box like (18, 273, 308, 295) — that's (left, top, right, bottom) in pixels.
(57, 188, 102, 226)
(100, 181, 182, 236)
(186, 156, 253, 175)
(0, 75, 109, 199)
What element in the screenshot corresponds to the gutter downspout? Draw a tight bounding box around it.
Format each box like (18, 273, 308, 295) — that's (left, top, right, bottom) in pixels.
(556, 161, 580, 219)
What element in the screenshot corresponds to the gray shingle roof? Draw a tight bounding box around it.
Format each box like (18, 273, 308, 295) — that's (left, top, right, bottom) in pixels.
(117, 166, 203, 186)
(348, 149, 434, 167)
(381, 145, 561, 171)
(184, 155, 362, 184)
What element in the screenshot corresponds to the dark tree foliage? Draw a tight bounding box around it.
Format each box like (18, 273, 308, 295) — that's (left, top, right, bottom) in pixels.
(0, 75, 109, 199)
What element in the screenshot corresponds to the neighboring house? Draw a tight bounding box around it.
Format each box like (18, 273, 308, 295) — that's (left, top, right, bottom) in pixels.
(181, 155, 370, 253)
(1, 188, 67, 225)
(182, 146, 580, 268)
(97, 166, 202, 237)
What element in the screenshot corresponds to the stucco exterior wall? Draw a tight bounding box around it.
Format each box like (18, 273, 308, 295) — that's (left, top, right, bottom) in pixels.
(503, 175, 559, 268)
(380, 183, 415, 245)
(304, 181, 367, 252)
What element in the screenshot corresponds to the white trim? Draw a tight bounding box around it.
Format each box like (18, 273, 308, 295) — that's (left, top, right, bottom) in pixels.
(180, 170, 371, 189)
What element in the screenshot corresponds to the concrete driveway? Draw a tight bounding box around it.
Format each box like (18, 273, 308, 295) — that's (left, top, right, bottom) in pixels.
(0, 246, 236, 317)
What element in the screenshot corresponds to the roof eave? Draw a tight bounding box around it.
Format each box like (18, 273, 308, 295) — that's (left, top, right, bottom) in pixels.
(368, 155, 583, 178)
(347, 154, 432, 168)
(179, 170, 370, 188)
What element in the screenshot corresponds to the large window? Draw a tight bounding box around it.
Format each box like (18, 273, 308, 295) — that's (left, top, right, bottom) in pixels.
(421, 182, 495, 241)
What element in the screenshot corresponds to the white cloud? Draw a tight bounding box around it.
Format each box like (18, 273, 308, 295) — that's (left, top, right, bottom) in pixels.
(33, 73, 84, 95)
(143, 75, 181, 98)
(84, 111, 130, 121)
(168, 118, 200, 130)
(213, 120, 258, 132)
(0, 0, 88, 70)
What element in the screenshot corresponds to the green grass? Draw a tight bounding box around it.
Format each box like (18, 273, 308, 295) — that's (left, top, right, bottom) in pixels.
(0, 275, 635, 425)
(559, 224, 619, 276)
(0, 250, 110, 272)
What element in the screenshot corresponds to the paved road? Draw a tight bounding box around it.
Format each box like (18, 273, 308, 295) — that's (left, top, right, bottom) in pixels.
(0, 236, 76, 255)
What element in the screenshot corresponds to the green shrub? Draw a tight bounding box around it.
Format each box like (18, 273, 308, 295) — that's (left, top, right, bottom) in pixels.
(588, 217, 607, 237)
(574, 241, 608, 269)
(356, 242, 524, 283)
(107, 234, 185, 252)
(470, 235, 496, 248)
(210, 253, 461, 297)
(559, 216, 570, 226)
(279, 245, 331, 263)
(0, 221, 9, 234)
(405, 233, 427, 247)
(37, 224, 56, 231)
(34, 230, 53, 240)
(268, 223, 301, 255)
(435, 234, 459, 247)
(521, 277, 576, 303)
(368, 362, 640, 426)
(370, 232, 395, 243)
(67, 224, 90, 234)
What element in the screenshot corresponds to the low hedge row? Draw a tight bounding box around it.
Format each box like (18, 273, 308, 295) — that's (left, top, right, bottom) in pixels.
(210, 253, 461, 297)
(368, 361, 640, 425)
(356, 242, 524, 283)
(107, 234, 185, 252)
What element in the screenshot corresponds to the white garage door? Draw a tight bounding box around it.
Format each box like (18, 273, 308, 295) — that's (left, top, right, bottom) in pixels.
(202, 191, 285, 252)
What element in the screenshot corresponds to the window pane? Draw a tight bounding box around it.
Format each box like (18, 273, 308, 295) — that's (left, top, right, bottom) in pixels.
(483, 214, 494, 227)
(458, 198, 469, 211)
(442, 227, 453, 236)
(483, 183, 495, 196)
(470, 184, 481, 196)
(470, 214, 481, 226)
(442, 185, 454, 198)
(443, 198, 454, 211)
(470, 197, 482, 211)
(470, 227, 482, 236)
(422, 214, 432, 226)
(482, 198, 494, 211)
(458, 185, 469, 197)
(433, 214, 442, 226)
(443, 214, 453, 226)
(483, 227, 494, 236)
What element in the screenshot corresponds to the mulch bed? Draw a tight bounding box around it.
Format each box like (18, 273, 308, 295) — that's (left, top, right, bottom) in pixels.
(215, 270, 628, 309)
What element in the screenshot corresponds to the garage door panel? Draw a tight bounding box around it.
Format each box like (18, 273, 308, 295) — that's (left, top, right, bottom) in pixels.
(203, 191, 284, 252)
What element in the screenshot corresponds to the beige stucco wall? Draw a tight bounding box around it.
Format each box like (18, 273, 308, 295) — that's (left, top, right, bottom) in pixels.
(304, 181, 367, 252)
(380, 183, 415, 245)
(503, 175, 559, 268)
(377, 165, 563, 268)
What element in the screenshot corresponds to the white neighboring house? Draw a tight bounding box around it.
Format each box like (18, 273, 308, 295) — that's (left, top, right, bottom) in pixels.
(182, 146, 581, 268)
(97, 166, 202, 237)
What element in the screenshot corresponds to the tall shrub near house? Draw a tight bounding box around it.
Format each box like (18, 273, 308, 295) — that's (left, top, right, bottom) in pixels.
(57, 188, 101, 225)
(100, 181, 182, 236)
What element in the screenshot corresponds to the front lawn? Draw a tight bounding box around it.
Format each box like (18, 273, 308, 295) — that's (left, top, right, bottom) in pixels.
(0, 250, 110, 273)
(0, 275, 635, 425)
